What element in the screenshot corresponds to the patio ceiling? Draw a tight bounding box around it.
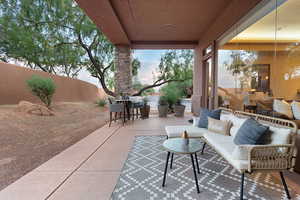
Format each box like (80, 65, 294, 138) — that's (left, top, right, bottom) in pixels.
(75, 0, 263, 49)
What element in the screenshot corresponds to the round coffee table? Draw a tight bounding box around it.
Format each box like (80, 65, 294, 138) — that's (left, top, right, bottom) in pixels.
(162, 138, 202, 193)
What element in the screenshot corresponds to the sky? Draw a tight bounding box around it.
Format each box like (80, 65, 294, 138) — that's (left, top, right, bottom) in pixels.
(78, 50, 167, 87)
(132, 50, 167, 85)
(78, 49, 236, 89)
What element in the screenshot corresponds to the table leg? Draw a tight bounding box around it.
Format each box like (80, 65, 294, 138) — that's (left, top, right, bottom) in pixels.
(123, 105, 126, 123)
(190, 154, 200, 193)
(195, 153, 200, 174)
(162, 151, 170, 187)
(170, 153, 174, 169)
(126, 102, 131, 120)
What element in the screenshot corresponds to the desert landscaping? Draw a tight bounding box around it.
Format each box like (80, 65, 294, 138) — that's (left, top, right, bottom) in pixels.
(0, 102, 108, 190)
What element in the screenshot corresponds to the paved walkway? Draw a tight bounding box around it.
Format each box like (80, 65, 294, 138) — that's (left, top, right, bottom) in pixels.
(0, 115, 191, 200)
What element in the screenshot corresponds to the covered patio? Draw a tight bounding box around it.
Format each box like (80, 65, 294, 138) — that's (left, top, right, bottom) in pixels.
(0, 115, 299, 199)
(1, 0, 300, 199)
(74, 0, 263, 110)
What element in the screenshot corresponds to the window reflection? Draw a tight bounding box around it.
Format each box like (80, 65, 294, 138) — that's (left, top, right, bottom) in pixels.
(217, 0, 300, 111)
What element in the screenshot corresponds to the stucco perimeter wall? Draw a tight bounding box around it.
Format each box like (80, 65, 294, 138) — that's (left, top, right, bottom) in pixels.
(0, 62, 101, 105)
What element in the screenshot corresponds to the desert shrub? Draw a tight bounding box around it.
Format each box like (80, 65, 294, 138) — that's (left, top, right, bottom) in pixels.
(158, 96, 168, 106)
(160, 82, 184, 110)
(96, 98, 107, 107)
(26, 75, 56, 107)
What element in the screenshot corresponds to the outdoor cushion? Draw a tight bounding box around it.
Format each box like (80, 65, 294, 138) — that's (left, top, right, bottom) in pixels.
(197, 108, 221, 128)
(192, 117, 200, 127)
(273, 99, 293, 119)
(232, 145, 254, 160)
(220, 112, 234, 121)
(228, 115, 248, 138)
(203, 132, 249, 171)
(234, 118, 269, 145)
(291, 101, 300, 120)
(165, 125, 210, 138)
(207, 117, 231, 135)
(260, 124, 292, 145)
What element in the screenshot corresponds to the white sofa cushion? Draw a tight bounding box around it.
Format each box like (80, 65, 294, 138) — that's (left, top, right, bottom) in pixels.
(228, 115, 248, 138)
(261, 125, 292, 145)
(165, 125, 210, 138)
(273, 99, 293, 119)
(192, 117, 200, 126)
(291, 101, 300, 120)
(232, 145, 253, 160)
(204, 132, 249, 171)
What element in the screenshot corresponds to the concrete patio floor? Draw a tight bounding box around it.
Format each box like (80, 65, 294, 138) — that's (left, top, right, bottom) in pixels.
(0, 115, 191, 200)
(0, 114, 299, 200)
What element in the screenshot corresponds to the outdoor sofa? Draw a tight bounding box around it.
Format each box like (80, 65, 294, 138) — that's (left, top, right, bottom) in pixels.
(165, 108, 298, 200)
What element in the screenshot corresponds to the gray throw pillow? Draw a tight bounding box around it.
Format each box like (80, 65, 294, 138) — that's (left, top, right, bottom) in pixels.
(234, 118, 269, 145)
(197, 108, 221, 128)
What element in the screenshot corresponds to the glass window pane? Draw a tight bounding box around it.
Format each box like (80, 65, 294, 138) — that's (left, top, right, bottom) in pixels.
(217, 0, 277, 110)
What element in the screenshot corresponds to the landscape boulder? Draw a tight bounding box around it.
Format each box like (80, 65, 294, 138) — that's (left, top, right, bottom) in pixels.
(15, 101, 54, 116)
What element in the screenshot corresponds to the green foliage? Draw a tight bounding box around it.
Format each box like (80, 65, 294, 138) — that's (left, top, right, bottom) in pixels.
(158, 50, 193, 82)
(158, 96, 168, 106)
(160, 82, 184, 109)
(26, 75, 56, 107)
(0, 0, 88, 77)
(132, 58, 141, 77)
(224, 51, 258, 90)
(132, 81, 155, 96)
(96, 99, 107, 107)
(160, 80, 192, 108)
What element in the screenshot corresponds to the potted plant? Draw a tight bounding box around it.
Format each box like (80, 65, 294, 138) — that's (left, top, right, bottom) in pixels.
(140, 97, 150, 119)
(158, 96, 168, 117)
(174, 99, 186, 117)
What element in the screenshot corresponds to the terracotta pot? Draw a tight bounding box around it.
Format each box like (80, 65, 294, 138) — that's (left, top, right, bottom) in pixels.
(140, 105, 150, 119)
(158, 105, 168, 117)
(174, 105, 186, 117)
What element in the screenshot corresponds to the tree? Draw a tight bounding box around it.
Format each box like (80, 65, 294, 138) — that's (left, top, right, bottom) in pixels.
(0, 0, 88, 77)
(224, 51, 257, 92)
(0, 0, 192, 97)
(132, 50, 193, 96)
(132, 80, 155, 96)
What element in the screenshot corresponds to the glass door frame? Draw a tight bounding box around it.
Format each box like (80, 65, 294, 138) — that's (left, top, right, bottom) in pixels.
(202, 41, 218, 109)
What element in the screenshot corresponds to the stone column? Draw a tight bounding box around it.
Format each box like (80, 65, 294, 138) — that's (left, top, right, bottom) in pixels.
(191, 46, 204, 115)
(114, 45, 132, 95)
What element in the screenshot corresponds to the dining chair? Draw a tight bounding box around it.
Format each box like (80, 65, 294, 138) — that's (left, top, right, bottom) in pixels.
(108, 103, 125, 127)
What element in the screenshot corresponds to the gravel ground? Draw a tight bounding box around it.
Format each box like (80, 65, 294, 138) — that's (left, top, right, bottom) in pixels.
(0, 102, 109, 190)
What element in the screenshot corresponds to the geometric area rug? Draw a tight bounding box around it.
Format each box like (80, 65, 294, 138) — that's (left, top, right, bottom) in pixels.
(111, 136, 300, 200)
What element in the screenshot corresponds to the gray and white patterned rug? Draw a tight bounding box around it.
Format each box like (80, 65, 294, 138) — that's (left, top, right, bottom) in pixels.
(111, 136, 300, 200)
